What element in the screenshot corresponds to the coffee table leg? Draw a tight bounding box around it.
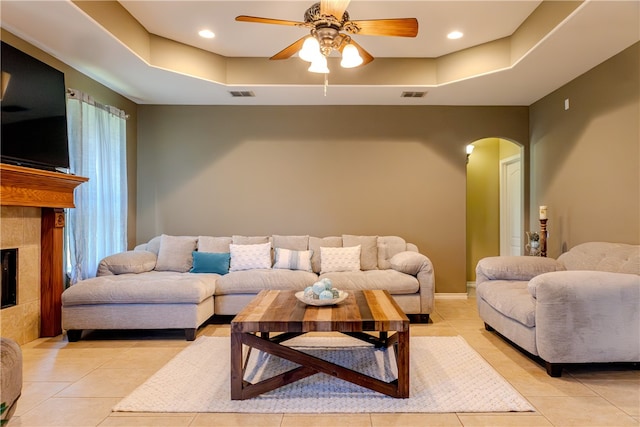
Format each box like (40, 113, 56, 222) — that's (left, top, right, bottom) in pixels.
(396, 330, 410, 398)
(230, 332, 244, 400)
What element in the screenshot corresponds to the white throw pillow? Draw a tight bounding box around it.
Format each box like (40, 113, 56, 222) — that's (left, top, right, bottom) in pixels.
(320, 245, 361, 274)
(273, 248, 313, 272)
(155, 235, 197, 272)
(229, 242, 272, 272)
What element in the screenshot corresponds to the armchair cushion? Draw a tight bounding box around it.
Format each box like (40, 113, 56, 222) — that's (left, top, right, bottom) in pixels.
(479, 281, 536, 327)
(476, 256, 564, 284)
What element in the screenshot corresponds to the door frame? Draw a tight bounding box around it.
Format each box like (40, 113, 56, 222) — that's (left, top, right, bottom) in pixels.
(499, 153, 524, 256)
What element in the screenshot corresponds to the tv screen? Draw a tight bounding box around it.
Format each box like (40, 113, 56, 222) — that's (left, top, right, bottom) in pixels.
(1, 41, 70, 171)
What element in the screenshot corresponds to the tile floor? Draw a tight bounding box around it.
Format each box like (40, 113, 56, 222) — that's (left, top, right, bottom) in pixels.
(7, 296, 639, 427)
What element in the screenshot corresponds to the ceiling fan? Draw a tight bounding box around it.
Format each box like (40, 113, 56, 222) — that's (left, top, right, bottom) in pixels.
(236, 0, 418, 72)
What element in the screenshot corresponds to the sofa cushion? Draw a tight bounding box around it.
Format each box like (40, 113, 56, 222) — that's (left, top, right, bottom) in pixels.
(309, 236, 342, 273)
(273, 248, 313, 272)
(319, 270, 419, 294)
(62, 271, 217, 306)
(232, 235, 270, 245)
(145, 235, 162, 255)
(229, 242, 272, 271)
(197, 236, 232, 253)
(190, 251, 230, 275)
(155, 235, 197, 272)
(273, 235, 309, 250)
(343, 235, 378, 270)
(215, 269, 318, 294)
(477, 280, 536, 327)
(377, 236, 408, 269)
(96, 251, 157, 276)
(390, 251, 432, 276)
(320, 245, 361, 274)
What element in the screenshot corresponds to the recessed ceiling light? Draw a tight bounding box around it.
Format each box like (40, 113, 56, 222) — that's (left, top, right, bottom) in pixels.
(198, 29, 215, 39)
(447, 31, 463, 40)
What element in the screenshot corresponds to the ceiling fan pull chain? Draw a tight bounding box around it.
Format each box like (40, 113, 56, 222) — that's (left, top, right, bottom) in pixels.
(324, 73, 328, 96)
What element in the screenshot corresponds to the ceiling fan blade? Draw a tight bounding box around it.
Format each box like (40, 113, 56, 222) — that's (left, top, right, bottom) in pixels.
(349, 18, 419, 37)
(270, 37, 307, 60)
(320, 0, 351, 20)
(341, 39, 374, 66)
(236, 15, 305, 27)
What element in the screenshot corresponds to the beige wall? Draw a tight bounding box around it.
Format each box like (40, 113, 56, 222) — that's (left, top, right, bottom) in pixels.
(1, 30, 139, 248)
(530, 42, 640, 256)
(137, 105, 528, 293)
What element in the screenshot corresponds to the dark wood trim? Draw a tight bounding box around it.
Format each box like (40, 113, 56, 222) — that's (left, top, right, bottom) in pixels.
(40, 208, 65, 337)
(1, 164, 87, 338)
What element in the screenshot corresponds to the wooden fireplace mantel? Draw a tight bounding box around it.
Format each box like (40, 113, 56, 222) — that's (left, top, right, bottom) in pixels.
(0, 163, 88, 208)
(1, 163, 88, 337)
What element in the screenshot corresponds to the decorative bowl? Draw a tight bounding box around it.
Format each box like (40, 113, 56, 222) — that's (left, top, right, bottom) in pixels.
(295, 291, 348, 306)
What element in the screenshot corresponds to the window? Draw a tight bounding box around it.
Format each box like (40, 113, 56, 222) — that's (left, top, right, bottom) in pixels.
(64, 90, 127, 284)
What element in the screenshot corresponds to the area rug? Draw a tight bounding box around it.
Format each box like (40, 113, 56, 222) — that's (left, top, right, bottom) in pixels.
(113, 335, 534, 413)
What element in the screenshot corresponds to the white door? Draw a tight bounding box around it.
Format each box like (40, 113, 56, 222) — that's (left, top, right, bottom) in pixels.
(500, 155, 522, 256)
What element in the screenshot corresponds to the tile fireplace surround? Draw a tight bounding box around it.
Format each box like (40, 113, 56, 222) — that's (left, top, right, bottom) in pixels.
(0, 206, 41, 344)
(0, 164, 87, 345)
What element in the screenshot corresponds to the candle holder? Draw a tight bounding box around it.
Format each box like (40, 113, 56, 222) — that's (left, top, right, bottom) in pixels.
(539, 219, 548, 257)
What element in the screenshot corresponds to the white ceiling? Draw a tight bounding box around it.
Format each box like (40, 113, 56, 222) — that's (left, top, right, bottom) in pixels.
(1, 0, 639, 106)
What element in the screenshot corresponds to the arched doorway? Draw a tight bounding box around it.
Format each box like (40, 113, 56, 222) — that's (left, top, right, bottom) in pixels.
(466, 138, 523, 285)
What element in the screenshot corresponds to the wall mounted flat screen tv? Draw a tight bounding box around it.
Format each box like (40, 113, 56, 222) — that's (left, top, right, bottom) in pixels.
(1, 41, 70, 171)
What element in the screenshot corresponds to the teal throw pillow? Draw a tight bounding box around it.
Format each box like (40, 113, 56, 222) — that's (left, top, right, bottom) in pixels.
(190, 251, 230, 274)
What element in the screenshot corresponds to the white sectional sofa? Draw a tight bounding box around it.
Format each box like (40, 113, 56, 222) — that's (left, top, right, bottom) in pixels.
(62, 234, 435, 341)
(476, 242, 640, 377)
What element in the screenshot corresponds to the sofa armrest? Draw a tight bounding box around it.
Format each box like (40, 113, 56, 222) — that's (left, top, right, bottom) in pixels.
(475, 256, 564, 285)
(96, 251, 157, 276)
(390, 251, 435, 314)
(533, 270, 640, 364)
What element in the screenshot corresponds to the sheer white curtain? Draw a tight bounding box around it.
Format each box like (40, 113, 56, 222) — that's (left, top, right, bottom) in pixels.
(65, 89, 128, 284)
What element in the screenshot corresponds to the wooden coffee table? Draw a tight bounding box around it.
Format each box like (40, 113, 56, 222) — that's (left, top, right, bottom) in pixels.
(230, 289, 410, 400)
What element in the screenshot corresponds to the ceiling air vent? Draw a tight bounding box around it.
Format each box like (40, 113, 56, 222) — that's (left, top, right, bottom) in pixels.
(229, 91, 255, 98)
(401, 91, 427, 98)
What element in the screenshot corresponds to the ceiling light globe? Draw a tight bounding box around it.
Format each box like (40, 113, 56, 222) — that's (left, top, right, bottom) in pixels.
(340, 43, 363, 68)
(308, 55, 330, 74)
(299, 37, 321, 62)
(447, 31, 463, 40)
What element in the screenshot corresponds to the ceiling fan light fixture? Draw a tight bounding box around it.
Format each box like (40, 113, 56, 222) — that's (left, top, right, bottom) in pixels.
(299, 36, 321, 62)
(340, 43, 363, 68)
(308, 54, 330, 74)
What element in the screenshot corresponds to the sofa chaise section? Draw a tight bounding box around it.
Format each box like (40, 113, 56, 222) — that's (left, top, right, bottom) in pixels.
(62, 271, 217, 341)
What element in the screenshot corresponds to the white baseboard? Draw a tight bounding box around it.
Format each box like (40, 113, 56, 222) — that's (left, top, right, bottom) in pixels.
(435, 293, 468, 300)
